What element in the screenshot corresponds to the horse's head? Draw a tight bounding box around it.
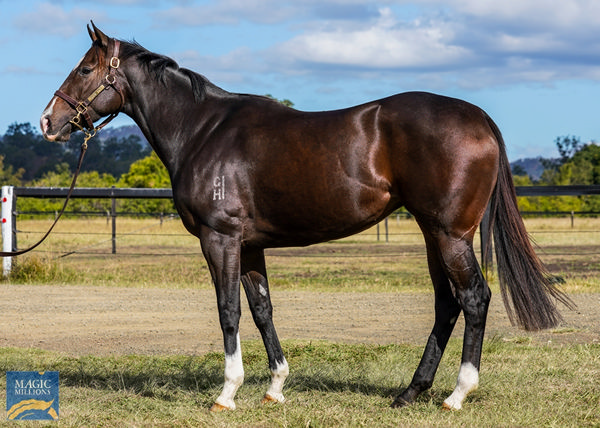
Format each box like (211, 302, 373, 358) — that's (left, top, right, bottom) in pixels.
(41, 22, 125, 142)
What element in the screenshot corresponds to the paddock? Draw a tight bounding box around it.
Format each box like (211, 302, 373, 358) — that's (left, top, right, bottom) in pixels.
(1, 217, 599, 425)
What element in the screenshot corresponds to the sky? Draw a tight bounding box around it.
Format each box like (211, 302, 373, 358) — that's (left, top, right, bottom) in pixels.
(1, 1, 600, 161)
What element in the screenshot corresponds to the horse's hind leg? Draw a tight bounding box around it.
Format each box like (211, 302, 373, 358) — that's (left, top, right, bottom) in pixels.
(392, 232, 462, 407)
(241, 247, 289, 404)
(440, 233, 491, 410)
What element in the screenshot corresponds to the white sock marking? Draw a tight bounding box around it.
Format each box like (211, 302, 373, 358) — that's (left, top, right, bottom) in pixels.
(265, 358, 289, 403)
(215, 333, 244, 410)
(443, 362, 479, 410)
(258, 284, 268, 297)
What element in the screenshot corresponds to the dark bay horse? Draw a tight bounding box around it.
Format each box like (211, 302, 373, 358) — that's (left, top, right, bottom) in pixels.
(41, 23, 572, 411)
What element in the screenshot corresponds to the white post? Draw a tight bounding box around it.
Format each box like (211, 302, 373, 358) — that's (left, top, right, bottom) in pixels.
(2, 186, 14, 277)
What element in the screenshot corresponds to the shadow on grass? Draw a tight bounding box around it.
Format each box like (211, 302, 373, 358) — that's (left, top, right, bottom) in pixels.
(56, 355, 226, 399)
(57, 361, 405, 401)
(1, 342, 454, 405)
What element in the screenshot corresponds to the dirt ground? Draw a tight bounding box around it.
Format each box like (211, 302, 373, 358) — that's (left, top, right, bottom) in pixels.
(0, 285, 597, 356)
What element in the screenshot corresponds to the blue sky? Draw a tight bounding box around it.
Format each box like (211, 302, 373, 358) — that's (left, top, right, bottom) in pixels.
(1, 0, 600, 161)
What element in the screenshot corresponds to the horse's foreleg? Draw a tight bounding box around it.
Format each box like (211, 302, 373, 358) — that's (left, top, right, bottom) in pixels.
(200, 229, 244, 412)
(241, 248, 289, 405)
(392, 234, 462, 407)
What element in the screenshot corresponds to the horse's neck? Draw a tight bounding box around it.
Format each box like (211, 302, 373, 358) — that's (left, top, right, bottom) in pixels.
(123, 66, 226, 174)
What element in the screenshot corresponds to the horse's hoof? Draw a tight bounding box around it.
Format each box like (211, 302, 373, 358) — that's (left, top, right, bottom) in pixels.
(210, 403, 230, 412)
(390, 397, 411, 408)
(261, 394, 280, 405)
(441, 402, 456, 411)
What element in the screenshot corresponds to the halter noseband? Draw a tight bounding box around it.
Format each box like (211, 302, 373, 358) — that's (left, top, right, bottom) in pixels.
(54, 38, 124, 142)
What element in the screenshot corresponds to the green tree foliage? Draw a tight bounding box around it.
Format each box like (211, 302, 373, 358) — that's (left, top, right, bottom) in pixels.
(17, 164, 117, 214)
(118, 152, 174, 213)
(0, 155, 24, 186)
(0, 123, 63, 181)
(84, 135, 151, 177)
(556, 141, 600, 212)
(0, 122, 151, 181)
(516, 136, 600, 213)
(265, 94, 295, 108)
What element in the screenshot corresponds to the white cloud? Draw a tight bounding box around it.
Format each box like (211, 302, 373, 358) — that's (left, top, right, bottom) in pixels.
(13, 3, 106, 38)
(171, 47, 265, 85)
(153, 0, 386, 28)
(448, 0, 600, 29)
(274, 8, 470, 69)
(253, 0, 600, 89)
(153, 0, 300, 27)
(29, 0, 600, 91)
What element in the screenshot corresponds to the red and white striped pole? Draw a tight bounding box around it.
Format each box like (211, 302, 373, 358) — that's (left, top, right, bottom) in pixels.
(2, 186, 14, 276)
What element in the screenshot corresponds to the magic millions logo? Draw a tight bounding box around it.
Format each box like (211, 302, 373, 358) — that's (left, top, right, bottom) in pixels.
(6, 371, 59, 420)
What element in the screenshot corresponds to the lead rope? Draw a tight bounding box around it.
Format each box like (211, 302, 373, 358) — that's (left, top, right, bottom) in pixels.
(0, 139, 89, 257)
(1, 39, 122, 258)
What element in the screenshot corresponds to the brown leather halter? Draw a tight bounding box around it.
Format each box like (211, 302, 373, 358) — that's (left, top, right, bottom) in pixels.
(54, 38, 124, 143)
(0, 39, 125, 258)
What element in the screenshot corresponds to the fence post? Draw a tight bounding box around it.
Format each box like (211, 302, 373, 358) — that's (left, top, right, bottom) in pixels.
(111, 186, 117, 254)
(571, 211, 574, 228)
(2, 186, 14, 277)
(385, 217, 389, 242)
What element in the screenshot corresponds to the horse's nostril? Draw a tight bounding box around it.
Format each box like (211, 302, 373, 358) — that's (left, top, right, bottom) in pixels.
(41, 116, 51, 135)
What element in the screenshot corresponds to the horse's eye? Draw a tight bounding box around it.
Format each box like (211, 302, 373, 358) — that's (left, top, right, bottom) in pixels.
(79, 67, 93, 76)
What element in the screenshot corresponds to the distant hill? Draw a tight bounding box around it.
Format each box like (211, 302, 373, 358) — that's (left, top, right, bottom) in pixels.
(98, 125, 148, 147)
(510, 157, 551, 181)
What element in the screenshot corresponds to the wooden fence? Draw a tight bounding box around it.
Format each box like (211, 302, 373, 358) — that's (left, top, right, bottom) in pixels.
(3, 185, 600, 276)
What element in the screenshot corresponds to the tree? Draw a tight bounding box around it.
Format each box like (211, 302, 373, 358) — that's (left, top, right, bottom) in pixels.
(17, 164, 117, 214)
(0, 155, 24, 186)
(118, 152, 174, 213)
(556, 135, 582, 164)
(511, 164, 528, 177)
(543, 142, 600, 186)
(535, 136, 600, 213)
(0, 122, 63, 180)
(265, 94, 295, 108)
(1, 122, 153, 184)
(83, 135, 151, 177)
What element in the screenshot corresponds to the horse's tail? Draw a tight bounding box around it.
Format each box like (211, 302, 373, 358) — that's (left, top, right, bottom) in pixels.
(484, 115, 575, 331)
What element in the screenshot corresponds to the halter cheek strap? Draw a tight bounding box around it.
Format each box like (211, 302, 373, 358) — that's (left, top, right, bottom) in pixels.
(0, 40, 123, 257)
(54, 39, 124, 139)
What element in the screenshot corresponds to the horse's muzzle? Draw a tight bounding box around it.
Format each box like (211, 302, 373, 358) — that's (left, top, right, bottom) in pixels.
(40, 114, 72, 142)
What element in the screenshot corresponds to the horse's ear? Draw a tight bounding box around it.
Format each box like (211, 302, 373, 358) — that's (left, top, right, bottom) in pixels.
(87, 23, 96, 42)
(88, 21, 109, 47)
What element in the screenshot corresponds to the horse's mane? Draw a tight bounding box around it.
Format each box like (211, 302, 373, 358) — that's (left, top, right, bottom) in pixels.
(119, 40, 227, 102)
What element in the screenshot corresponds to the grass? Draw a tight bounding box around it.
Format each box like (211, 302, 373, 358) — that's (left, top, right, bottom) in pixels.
(0, 339, 598, 427)
(3, 216, 600, 293)
(1, 217, 599, 425)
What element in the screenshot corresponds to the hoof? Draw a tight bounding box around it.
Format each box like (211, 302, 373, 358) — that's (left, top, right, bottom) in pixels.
(390, 397, 411, 408)
(441, 402, 458, 411)
(210, 403, 230, 413)
(261, 394, 281, 405)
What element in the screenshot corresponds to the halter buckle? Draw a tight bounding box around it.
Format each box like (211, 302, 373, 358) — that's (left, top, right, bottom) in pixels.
(110, 57, 120, 69)
(105, 74, 117, 85)
(76, 102, 88, 115)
